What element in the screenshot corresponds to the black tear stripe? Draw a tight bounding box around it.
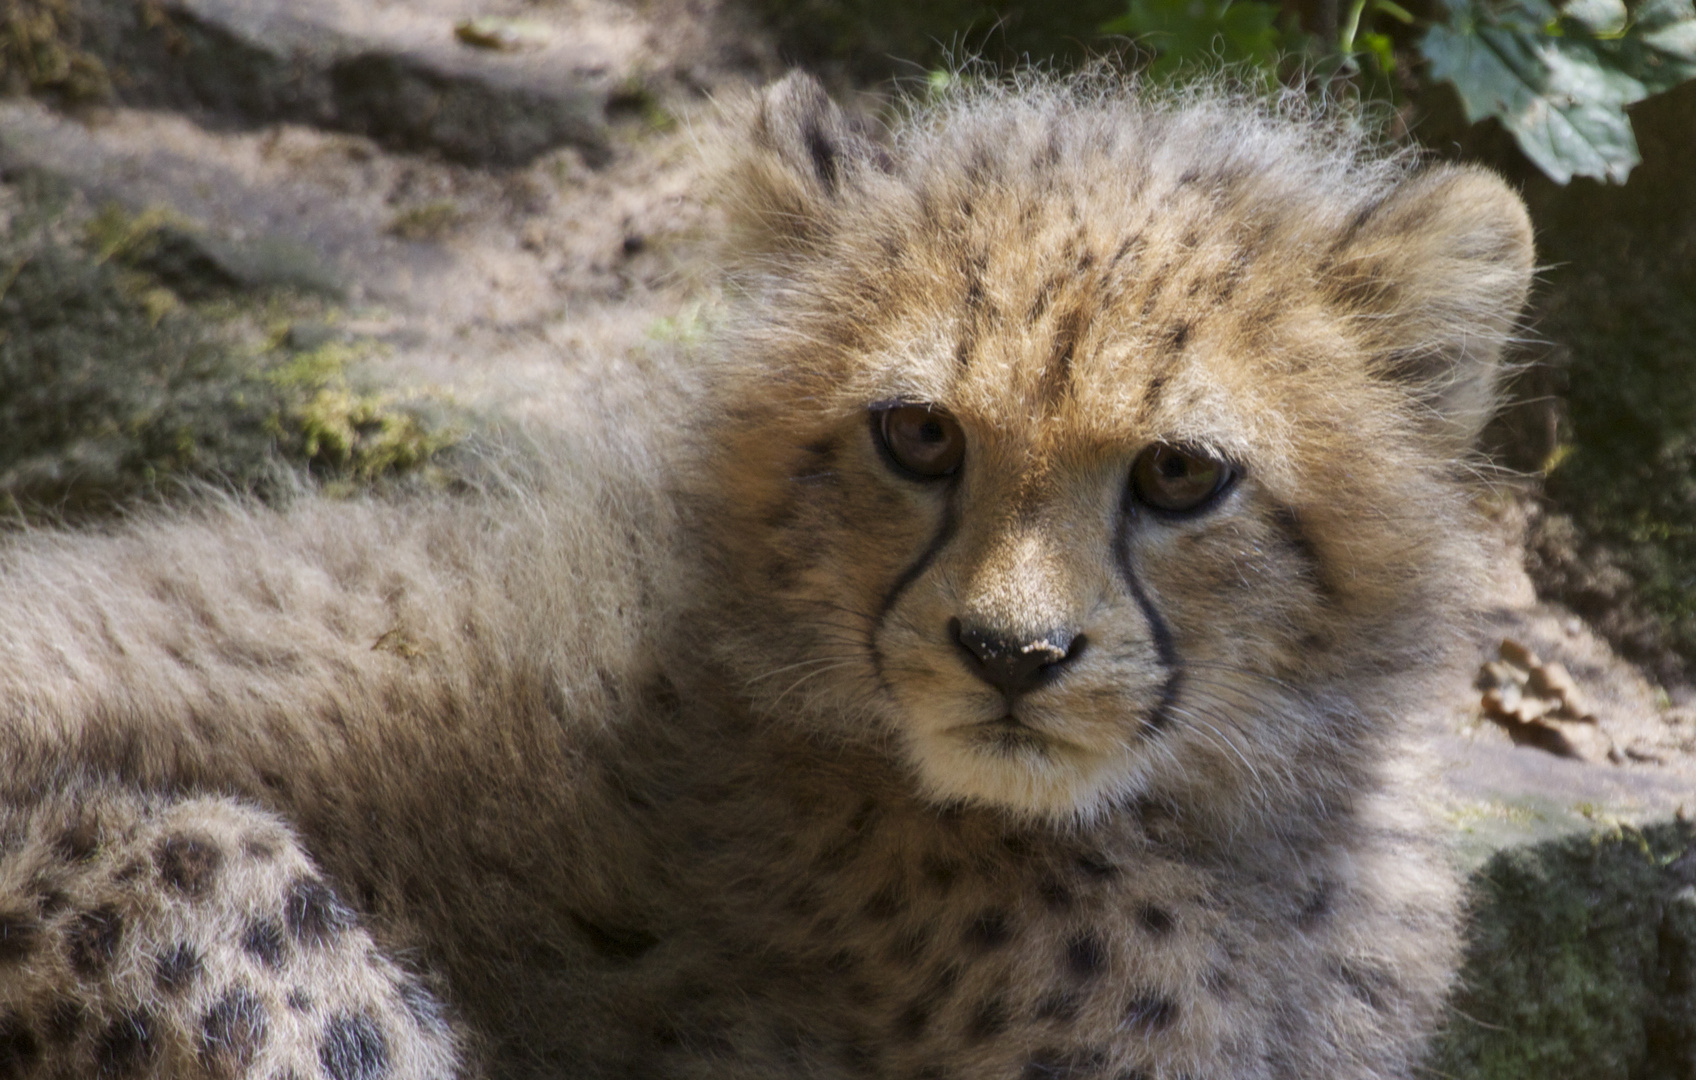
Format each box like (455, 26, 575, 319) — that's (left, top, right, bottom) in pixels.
(1113, 486, 1181, 734)
(871, 491, 961, 689)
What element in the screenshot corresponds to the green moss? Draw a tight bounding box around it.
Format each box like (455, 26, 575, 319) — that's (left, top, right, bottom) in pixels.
(265, 342, 461, 482)
(0, 0, 109, 101)
(385, 201, 462, 242)
(84, 203, 183, 263)
(1429, 819, 1696, 1079)
(0, 172, 459, 519)
(0, 181, 281, 513)
(88, 203, 344, 298)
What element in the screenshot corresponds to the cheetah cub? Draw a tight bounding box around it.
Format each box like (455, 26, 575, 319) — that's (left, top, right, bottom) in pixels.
(0, 74, 1532, 1079)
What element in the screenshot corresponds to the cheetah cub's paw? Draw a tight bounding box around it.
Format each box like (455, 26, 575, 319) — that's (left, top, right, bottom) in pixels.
(0, 785, 460, 1079)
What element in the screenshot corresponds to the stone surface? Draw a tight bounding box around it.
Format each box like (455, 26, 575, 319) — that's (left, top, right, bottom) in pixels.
(0, 0, 743, 511)
(76, 0, 620, 165)
(1428, 512, 1696, 1078)
(1435, 496, 1694, 846)
(1431, 818, 1696, 1080)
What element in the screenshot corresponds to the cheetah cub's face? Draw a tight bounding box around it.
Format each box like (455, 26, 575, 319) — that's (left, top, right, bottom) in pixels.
(706, 75, 1532, 822)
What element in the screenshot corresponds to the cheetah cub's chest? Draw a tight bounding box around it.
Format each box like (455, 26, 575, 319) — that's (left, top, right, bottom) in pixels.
(685, 778, 1231, 1078)
(612, 747, 1404, 1079)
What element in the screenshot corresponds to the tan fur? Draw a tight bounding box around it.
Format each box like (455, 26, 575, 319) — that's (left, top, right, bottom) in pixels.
(0, 73, 1532, 1079)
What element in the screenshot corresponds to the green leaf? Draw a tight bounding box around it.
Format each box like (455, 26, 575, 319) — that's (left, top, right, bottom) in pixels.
(1424, 0, 1696, 183)
(1563, 0, 1628, 34)
(1359, 29, 1398, 70)
(1612, 0, 1696, 92)
(1423, 10, 1646, 182)
(1375, 0, 1417, 25)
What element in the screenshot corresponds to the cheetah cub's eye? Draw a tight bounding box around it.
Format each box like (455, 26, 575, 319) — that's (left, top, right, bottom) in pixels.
(1131, 444, 1235, 514)
(875, 404, 965, 480)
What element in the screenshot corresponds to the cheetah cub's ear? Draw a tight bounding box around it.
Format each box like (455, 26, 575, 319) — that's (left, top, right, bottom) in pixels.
(1328, 164, 1534, 450)
(722, 71, 889, 258)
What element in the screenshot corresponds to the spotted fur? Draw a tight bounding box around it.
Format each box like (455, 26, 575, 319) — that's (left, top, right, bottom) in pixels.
(0, 73, 1532, 1078)
(0, 785, 457, 1079)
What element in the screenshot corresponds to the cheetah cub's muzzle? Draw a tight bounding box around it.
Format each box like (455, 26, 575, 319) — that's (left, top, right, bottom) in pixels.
(867, 398, 1237, 822)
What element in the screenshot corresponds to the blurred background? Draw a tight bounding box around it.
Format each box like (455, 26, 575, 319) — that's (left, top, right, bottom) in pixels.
(1, 1, 1694, 1074)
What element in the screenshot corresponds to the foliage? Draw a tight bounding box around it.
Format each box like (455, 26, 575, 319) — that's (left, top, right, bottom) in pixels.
(1424, 0, 1696, 182)
(1104, 0, 1285, 85)
(1102, 0, 1696, 182)
(744, 0, 1129, 83)
(265, 343, 461, 483)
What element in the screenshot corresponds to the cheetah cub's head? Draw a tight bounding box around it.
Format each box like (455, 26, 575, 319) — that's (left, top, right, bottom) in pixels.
(698, 74, 1532, 824)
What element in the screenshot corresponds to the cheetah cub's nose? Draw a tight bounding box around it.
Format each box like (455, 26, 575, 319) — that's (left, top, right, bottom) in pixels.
(950, 618, 1086, 697)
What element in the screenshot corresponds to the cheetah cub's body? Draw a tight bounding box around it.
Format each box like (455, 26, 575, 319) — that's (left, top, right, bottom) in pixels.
(0, 75, 1531, 1079)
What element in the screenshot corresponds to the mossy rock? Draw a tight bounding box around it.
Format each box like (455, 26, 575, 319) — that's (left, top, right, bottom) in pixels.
(85, 205, 345, 299)
(0, 0, 110, 102)
(1432, 818, 1696, 1079)
(0, 172, 459, 518)
(58, 0, 610, 166)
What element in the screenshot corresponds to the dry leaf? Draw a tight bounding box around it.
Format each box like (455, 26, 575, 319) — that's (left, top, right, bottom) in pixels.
(1478, 638, 1611, 761)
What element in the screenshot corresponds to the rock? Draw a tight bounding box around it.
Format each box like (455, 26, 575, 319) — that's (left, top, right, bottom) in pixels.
(284, 319, 340, 351)
(1434, 699, 1696, 1079)
(1436, 726, 1691, 856)
(1430, 816, 1696, 1079)
(73, 0, 619, 166)
(125, 223, 345, 298)
(452, 17, 550, 53)
(0, 96, 509, 324)
(0, 176, 294, 512)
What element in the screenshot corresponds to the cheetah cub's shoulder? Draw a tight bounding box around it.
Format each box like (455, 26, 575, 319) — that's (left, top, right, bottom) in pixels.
(0, 73, 1532, 1080)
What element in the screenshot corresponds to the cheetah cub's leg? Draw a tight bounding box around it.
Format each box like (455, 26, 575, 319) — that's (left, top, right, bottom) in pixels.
(0, 784, 461, 1079)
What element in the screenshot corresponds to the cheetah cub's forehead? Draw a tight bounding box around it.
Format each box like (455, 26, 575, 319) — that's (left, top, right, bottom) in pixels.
(708, 74, 1533, 822)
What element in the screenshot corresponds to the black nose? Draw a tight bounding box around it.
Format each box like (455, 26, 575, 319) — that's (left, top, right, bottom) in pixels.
(950, 618, 1086, 697)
